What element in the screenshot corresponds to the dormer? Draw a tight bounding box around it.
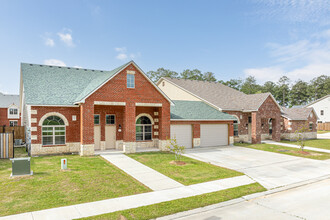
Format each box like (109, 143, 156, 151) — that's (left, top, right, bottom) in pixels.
(8, 104, 19, 119)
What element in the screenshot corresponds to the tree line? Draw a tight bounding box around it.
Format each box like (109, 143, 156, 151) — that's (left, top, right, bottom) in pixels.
(147, 68, 330, 107)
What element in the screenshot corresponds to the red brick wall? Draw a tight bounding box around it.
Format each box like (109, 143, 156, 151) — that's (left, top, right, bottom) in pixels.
(282, 111, 318, 133)
(225, 111, 250, 135)
(81, 63, 171, 144)
(0, 108, 21, 127)
(31, 106, 80, 144)
(254, 96, 281, 143)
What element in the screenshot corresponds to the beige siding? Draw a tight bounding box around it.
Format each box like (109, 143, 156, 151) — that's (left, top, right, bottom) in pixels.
(158, 79, 200, 101)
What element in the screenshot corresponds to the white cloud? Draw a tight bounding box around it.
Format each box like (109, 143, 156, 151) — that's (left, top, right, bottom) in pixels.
(115, 47, 126, 53)
(244, 29, 330, 83)
(44, 59, 66, 67)
(44, 38, 55, 47)
(116, 53, 128, 60)
(57, 29, 74, 47)
(114, 47, 141, 60)
(251, 0, 330, 24)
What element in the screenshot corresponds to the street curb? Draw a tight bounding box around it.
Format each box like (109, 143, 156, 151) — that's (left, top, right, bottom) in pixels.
(157, 174, 330, 220)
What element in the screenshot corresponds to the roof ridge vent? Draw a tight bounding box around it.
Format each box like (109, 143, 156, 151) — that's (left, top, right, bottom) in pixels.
(49, 66, 52, 68)
(39, 65, 42, 67)
(68, 67, 71, 69)
(84, 69, 87, 71)
(29, 64, 33, 66)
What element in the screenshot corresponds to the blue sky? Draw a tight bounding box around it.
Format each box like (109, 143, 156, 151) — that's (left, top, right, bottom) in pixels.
(1, 0, 330, 94)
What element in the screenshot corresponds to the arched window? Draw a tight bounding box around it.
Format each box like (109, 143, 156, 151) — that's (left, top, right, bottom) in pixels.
(136, 116, 152, 141)
(42, 116, 66, 145)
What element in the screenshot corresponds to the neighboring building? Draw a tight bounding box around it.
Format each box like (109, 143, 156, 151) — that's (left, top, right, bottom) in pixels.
(281, 107, 318, 140)
(306, 95, 330, 123)
(20, 61, 236, 156)
(157, 77, 282, 144)
(0, 92, 21, 127)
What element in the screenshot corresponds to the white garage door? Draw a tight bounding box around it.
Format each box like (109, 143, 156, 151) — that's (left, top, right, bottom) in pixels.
(170, 125, 192, 148)
(200, 124, 228, 147)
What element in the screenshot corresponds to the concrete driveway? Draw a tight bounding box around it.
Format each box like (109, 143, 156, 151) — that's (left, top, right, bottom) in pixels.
(162, 177, 330, 220)
(184, 146, 330, 189)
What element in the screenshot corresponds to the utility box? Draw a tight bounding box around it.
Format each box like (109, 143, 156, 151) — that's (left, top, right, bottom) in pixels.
(10, 157, 33, 177)
(61, 158, 67, 170)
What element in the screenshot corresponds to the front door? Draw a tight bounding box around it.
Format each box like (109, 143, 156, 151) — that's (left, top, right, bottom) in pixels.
(105, 125, 116, 149)
(94, 126, 101, 150)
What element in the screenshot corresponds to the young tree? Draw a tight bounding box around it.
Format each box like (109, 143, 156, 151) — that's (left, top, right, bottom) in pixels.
(240, 76, 262, 94)
(180, 69, 203, 81)
(146, 68, 178, 82)
(290, 80, 309, 106)
(295, 123, 309, 152)
(166, 137, 185, 162)
(203, 72, 217, 82)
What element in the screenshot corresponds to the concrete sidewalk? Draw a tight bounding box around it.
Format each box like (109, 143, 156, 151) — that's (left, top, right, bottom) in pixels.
(101, 153, 183, 191)
(0, 175, 255, 220)
(263, 140, 330, 154)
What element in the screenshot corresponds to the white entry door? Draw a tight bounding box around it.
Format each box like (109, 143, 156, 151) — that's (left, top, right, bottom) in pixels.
(200, 124, 228, 147)
(94, 126, 101, 150)
(105, 125, 116, 149)
(170, 125, 192, 148)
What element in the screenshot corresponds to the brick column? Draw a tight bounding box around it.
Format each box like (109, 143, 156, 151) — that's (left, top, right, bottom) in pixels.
(123, 102, 136, 153)
(123, 102, 136, 142)
(80, 103, 94, 156)
(272, 115, 281, 142)
(251, 111, 261, 144)
(158, 102, 171, 151)
(159, 103, 170, 140)
(228, 122, 234, 145)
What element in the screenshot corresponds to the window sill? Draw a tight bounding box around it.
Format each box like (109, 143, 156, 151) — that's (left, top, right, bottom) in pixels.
(136, 140, 153, 142)
(42, 144, 66, 147)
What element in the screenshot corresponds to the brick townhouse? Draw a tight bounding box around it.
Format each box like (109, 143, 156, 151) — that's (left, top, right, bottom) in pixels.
(0, 92, 21, 127)
(20, 61, 236, 156)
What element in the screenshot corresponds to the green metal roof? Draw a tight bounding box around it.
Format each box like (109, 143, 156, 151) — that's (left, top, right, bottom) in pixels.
(170, 100, 237, 120)
(21, 62, 130, 105)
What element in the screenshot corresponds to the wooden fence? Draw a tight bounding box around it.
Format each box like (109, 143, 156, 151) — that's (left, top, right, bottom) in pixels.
(1, 126, 25, 142)
(317, 122, 330, 131)
(0, 133, 14, 159)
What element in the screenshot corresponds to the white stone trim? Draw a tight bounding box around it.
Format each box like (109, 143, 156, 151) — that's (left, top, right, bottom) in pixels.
(154, 112, 159, 116)
(94, 101, 126, 106)
(135, 103, 162, 107)
(154, 125, 159, 129)
(31, 118, 37, 123)
(31, 127, 37, 131)
(31, 135, 37, 140)
(31, 110, 37, 115)
(38, 112, 69, 126)
(127, 70, 135, 74)
(154, 131, 159, 136)
(154, 118, 159, 123)
(135, 113, 154, 124)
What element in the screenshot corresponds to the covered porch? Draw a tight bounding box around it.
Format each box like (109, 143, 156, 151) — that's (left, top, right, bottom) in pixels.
(79, 101, 170, 156)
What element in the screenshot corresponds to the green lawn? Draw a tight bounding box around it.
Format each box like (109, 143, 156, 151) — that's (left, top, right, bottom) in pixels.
(235, 143, 330, 160)
(80, 183, 265, 220)
(317, 130, 330, 134)
(127, 152, 243, 185)
(0, 153, 150, 217)
(281, 139, 330, 150)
